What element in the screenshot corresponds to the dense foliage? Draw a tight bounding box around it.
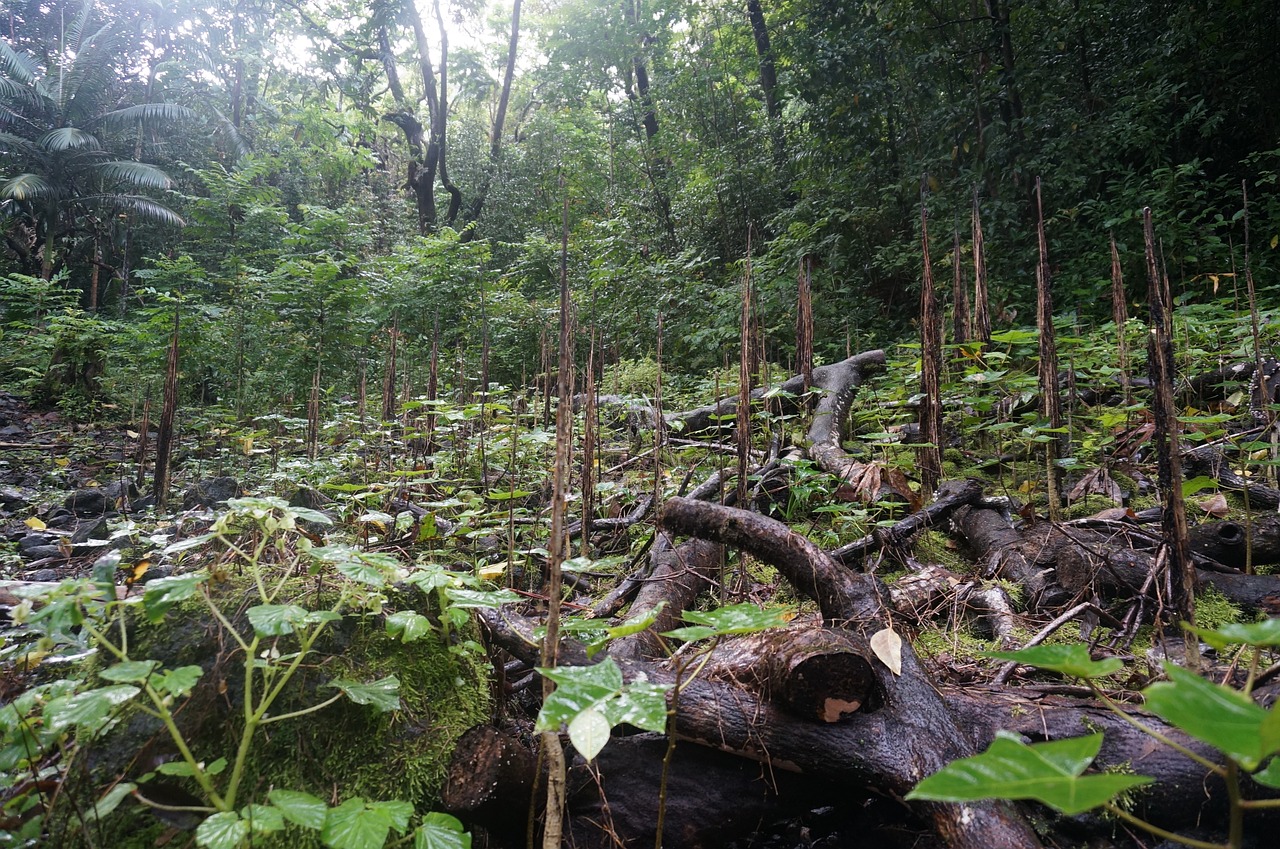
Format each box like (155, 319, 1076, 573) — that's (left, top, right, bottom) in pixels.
(1, 0, 1277, 412)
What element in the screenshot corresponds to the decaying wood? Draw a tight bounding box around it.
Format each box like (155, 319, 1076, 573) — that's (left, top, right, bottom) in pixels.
(608, 535, 721, 660)
(657, 497, 1042, 849)
(1184, 443, 1280, 509)
(805, 350, 887, 481)
(831, 477, 984, 566)
(950, 500, 1068, 606)
(701, 625, 883, 721)
(1189, 516, 1280, 570)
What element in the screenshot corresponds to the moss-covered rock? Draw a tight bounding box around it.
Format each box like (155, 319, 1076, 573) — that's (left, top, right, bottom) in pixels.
(50, 580, 490, 848)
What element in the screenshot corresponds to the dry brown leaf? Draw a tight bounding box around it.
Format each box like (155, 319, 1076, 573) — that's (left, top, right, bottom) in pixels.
(870, 627, 903, 676)
(1198, 492, 1230, 518)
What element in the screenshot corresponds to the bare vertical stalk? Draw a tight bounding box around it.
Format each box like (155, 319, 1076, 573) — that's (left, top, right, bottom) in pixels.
(796, 254, 814, 395)
(654, 312, 664, 510)
(153, 307, 180, 509)
(737, 242, 753, 507)
(581, 336, 597, 559)
(1143, 207, 1196, 668)
(539, 178, 574, 849)
(1034, 177, 1063, 521)
(919, 201, 943, 494)
(134, 395, 151, 491)
(307, 353, 321, 461)
(381, 321, 398, 421)
(971, 188, 992, 348)
(952, 227, 970, 350)
(1109, 234, 1131, 406)
(427, 315, 440, 453)
(357, 355, 368, 426)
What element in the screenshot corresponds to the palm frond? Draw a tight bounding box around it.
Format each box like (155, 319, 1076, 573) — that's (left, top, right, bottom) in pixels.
(208, 106, 251, 159)
(38, 127, 101, 152)
(0, 76, 43, 116)
(63, 0, 97, 54)
(0, 131, 40, 157)
(96, 160, 173, 190)
(1, 173, 54, 201)
(94, 102, 196, 129)
(83, 194, 184, 228)
(0, 40, 39, 88)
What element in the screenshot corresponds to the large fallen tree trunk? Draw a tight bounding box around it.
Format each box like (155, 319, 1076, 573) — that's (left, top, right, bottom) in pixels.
(656, 497, 1042, 848)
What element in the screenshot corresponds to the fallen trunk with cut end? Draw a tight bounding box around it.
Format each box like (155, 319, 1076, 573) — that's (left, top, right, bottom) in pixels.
(701, 625, 884, 721)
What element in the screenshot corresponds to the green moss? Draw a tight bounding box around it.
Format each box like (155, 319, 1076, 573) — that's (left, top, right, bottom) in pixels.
(1193, 585, 1243, 630)
(1065, 494, 1123, 519)
(912, 530, 971, 573)
(53, 580, 490, 848)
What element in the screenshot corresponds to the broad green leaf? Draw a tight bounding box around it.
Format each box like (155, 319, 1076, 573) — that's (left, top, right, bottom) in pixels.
(666, 603, 792, 638)
(312, 546, 402, 587)
(536, 660, 624, 731)
(291, 506, 333, 525)
(567, 705, 612, 761)
(444, 588, 521, 609)
(156, 760, 197, 776)
(1144, 663, 1280, 770)
(588, 603, 665, 657)
(905, 732, 1152, 815)
(414, 812, 471, 849)
(143, 572, 207, 622)
(1185, 620, 1280, 650)
(660, 625, 718, 642)
(99, 660, 160, 683)
(601, 681, 670, 732)
(247, 604, 309, 637)
(982, 645, 1124, 680)
(321, 797, 410, 849)
(386, 611, 434, 643)
(196, 811, 249, 849)
(240, 804, 285, 833)
(46, 685, 139, 732)
(1181, 476, 1220, 497)
(1253, 757, 1280, 789)
(90, 782, 135, 820)
(163, 533, 216, 555)
(268, 789, 327, 830)
(156, 665, 204, 697)
(327, 676, 401, 712)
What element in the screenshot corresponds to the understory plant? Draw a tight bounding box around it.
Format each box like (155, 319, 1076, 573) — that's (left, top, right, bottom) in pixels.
(2, 497, 474, 849)
(906, 628, 1280, 849)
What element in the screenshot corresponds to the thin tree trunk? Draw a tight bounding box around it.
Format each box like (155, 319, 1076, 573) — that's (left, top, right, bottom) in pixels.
(1034, 178, 1062, 520)
(153, 309, 180, 509)
(919, 202, 943, 494)
(1143, 207, 1196, 665)
(464, 0, 521, 232)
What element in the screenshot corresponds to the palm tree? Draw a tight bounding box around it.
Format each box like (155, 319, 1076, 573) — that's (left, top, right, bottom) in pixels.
(0, 1, 190, 284)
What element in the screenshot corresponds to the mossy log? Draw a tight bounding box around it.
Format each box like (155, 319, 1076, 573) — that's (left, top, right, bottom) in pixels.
(50, 582, 491, 849)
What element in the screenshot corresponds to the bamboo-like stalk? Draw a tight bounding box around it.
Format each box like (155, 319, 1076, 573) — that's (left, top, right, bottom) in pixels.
(153, 308, 180, 509)
(1034, 178, 1063, 521)
(381, 321, 398, 421)
(952, 227, 970, 349)
(737, 242, 753, 507)
(1143, 206, 1196, 669)
(539, 180, 574, 849)
(971, 188, 992, 348)
(797, 254, 814, 394)
(1109, 233, 1130, 406)
(919, 201, 943, 494)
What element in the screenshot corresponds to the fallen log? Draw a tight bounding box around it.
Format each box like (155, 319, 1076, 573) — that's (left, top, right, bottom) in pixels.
(701, 625, 883, 721)
(657, 497, 1042, 849)
(805, 350, 887, 482)
(830, 477, 984, 566)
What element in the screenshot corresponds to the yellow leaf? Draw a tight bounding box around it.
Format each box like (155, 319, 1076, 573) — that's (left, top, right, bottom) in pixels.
(870, 627, 903, 676)
(126, 430, 140, 439)
(477, 564, 505, 581)
(127, 559, 151, 585)
(1271, 234, 1278, 249)
(55, 457, 70, 468)
(24, 516, 46, 530)
(241, 436, 254, 455)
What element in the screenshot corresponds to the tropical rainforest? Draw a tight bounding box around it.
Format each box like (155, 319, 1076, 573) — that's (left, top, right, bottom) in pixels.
(3, 1, 1280, 848)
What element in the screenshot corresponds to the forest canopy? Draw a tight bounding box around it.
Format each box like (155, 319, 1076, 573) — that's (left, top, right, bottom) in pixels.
(1, 0, 1277, 411)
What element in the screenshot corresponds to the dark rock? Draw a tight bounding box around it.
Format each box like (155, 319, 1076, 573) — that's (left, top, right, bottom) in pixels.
(130, 494, 157, 512)
(71, 517, 109, 544)
(289, 485, 332, 510)
(139, 564, 173, 583)
(0, 424, 24, 438)
(102, 479, 139, 507)
(43, 506, 77, 528)
(65, 487, 108, 517)
(182, 477, 242, 510)
(21, 546, 64, 562)
(0, 487, 33, 508)
(26, 568, 59, 582)
(18, 533, 57, 553)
